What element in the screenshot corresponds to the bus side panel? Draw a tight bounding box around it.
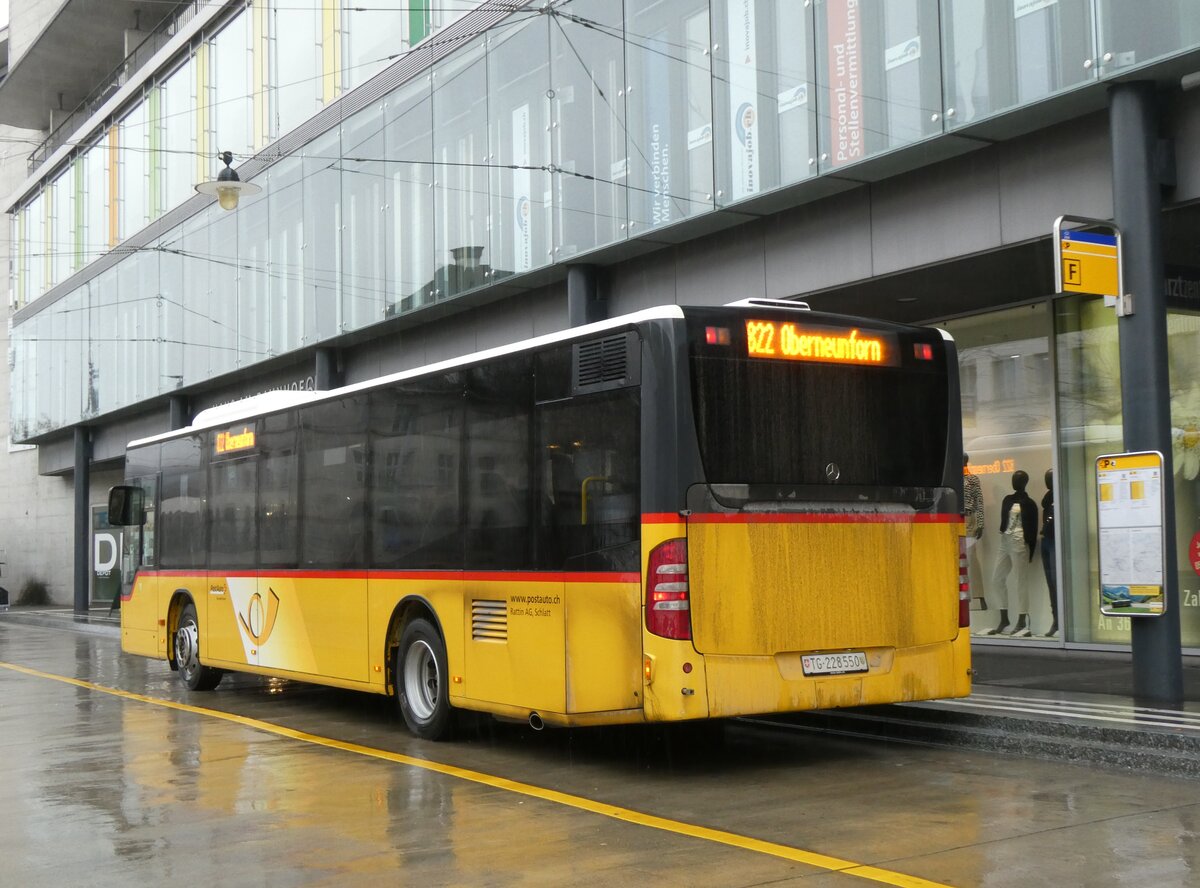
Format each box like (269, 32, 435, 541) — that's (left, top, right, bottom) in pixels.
(205, 572, 254, 667)
(564, 578, 641, 714)
(120, 572, 160, 658)
(251, 575, 370, 684)
(367, 576, 463, 696)
(463, 578, 566, 714)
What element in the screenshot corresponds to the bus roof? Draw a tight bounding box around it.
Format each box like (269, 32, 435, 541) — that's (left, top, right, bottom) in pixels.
(127, 304, 687, 449)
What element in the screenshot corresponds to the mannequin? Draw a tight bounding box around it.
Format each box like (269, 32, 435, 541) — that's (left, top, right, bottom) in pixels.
(983, 470, 1038, 636)
(963, 453, 985, 608)
(1041, 468, 1058, 637)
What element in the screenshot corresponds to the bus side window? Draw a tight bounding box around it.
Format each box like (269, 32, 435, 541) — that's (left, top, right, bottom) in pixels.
(369, 374, 464, 569)
(536, 389, 640, 571)
(159, 436, 206, 569)
(300, 397, 368, 568)
(465, 358, 533, 570)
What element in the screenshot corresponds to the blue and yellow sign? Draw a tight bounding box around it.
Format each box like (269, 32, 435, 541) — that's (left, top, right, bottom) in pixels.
(1057, 228, 1120, 297)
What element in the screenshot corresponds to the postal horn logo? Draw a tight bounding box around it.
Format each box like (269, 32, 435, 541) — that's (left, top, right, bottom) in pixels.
(239, 588, 281, 646)
(736, 102, 756, 146)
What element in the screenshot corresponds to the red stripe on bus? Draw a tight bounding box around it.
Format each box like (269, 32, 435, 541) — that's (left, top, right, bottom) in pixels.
(642, 513, 685, 524)
(684, 512, 963, 524)
(137, 569, 640, 584)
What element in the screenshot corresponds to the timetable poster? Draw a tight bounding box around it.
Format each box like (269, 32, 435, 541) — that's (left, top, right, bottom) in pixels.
(1096, 452, 1166, 616)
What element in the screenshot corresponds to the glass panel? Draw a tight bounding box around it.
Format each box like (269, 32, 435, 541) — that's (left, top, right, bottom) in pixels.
(160, 436, 207, 569)
(1054, 295, 1123, 645)
(712, 0, 818, 201)
(26, 192, 45, 301)
(549, 0, 628, 257)
(89, 268, 120, 417)
(536, 389, 640, 571)
(369, 373, 464, 569)
(157, 233, 185, 393)
(300, 397, 368, 567)
(942, 0, 1096, 128)
(815, 0, 942, 172)
(384, 70, 434, 316)
(342, 0, 408, 90)
(626, 0, 714, 228)
(49, 169, 74, 287)
(341, 104, 389, 331)
(119, 101, 150, 241)
(14, 204, 26, 307)
(939, 304, 1057, 640)
(161, 56, 197, 213)
(258, 411, 298, 567)
(210, 7, 254, 174)
(267, 155, 306, 353)
(237, 183, 270, 365)
(209, 454, 258, 569)
(84, 136, 110, 263)
(10, 322, 33, 440)
(1168, 309, 1200, 648)
(271, 0, 322, 138)
(466, 357, 533, 569)
(1096, 0, 1200, 75)
(433, 38, 492, 300)
(489, 15, 551, 277)
(301, 128, 341, 339)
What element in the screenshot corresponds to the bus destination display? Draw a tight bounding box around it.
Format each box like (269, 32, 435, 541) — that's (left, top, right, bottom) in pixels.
(745, 319, 898, 366)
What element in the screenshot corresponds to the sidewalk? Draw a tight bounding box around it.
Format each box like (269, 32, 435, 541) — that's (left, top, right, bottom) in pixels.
(0, 605, 121, 637)
(4, 606, 1199, 775)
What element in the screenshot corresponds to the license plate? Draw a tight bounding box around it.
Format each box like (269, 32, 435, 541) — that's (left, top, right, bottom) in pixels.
(801, 651, 869, 676)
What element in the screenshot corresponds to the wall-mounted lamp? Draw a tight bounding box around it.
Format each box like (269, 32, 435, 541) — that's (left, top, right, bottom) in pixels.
(196, 151, 261, 211)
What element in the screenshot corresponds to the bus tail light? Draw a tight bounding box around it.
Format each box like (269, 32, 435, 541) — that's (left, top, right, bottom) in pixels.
(647, 538, 691, 640)
(958, 535, 971, 628)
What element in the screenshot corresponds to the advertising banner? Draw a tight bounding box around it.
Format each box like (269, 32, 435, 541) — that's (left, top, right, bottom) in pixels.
(728, 0, 759, 199)
(826, 0, 863, 167)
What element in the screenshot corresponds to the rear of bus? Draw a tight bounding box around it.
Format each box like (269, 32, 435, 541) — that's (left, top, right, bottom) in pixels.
(639, 303, 971, 722)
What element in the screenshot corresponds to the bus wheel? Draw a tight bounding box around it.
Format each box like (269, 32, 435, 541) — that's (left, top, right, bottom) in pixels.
(176, 602, 223, 692)
(397, 618, 453, 740)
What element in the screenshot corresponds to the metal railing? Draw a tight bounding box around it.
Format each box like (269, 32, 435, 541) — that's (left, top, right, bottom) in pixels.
(26, 0, 213, 174)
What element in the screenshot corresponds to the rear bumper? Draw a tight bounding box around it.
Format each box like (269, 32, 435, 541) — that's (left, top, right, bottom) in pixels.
(701, 632, 973, 718)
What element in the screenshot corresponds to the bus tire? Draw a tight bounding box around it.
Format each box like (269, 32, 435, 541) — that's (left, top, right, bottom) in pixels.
(175, 602, 223, 692)
(396, 617, 454, 740)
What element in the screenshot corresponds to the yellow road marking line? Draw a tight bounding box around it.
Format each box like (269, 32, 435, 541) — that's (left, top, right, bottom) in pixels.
(0, 660, 945, 887)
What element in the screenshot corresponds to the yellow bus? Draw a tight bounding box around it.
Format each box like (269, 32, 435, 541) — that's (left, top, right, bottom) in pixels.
(109, 301, 971, 739)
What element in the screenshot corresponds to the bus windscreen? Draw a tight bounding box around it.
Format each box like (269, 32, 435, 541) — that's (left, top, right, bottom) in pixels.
(689, 344, 949, 490)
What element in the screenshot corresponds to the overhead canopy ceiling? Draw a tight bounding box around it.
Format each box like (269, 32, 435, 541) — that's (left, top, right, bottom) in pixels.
(0, 1, 176, 131)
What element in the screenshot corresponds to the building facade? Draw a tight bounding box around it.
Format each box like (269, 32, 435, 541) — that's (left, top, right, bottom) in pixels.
(4, 0, 1200, 656)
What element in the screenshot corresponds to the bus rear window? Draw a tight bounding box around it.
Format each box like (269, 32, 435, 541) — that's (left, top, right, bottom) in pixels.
(689, 354, 949, 489)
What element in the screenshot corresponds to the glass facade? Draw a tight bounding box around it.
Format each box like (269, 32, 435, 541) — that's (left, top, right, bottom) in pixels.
(8, 0, 1200, 618)
(938, 295, 1200, 650)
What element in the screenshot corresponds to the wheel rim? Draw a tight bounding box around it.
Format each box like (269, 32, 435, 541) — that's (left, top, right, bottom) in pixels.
(403, 639, 439, 722)
(176, 619, 199, 680)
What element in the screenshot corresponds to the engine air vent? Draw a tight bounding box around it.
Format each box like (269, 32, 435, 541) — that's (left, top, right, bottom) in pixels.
(471, 599, 508, 642)
(572, 332, 640, 394)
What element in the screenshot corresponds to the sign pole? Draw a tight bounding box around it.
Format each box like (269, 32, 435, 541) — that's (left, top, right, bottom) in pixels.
(1109, 81, 1183, 704)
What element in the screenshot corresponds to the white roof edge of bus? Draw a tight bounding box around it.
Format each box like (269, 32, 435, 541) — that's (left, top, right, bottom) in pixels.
(724, 297, 811, 310)
(938, 328, 956, 343)
(190, 391, 327, 430)
(125, 304, 686, 449)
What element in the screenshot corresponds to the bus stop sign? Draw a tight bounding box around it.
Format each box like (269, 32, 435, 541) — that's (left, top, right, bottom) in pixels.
(1054, 215, 1125, 312)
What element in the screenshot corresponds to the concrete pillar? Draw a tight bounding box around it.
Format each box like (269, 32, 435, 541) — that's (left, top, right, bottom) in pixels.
(315, 347, 339, 390)
(73, 426, 91, 615)
(168, 394, 189, 431)
(567, 265, 606, 327)
(1109, 81, 1184, 705)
